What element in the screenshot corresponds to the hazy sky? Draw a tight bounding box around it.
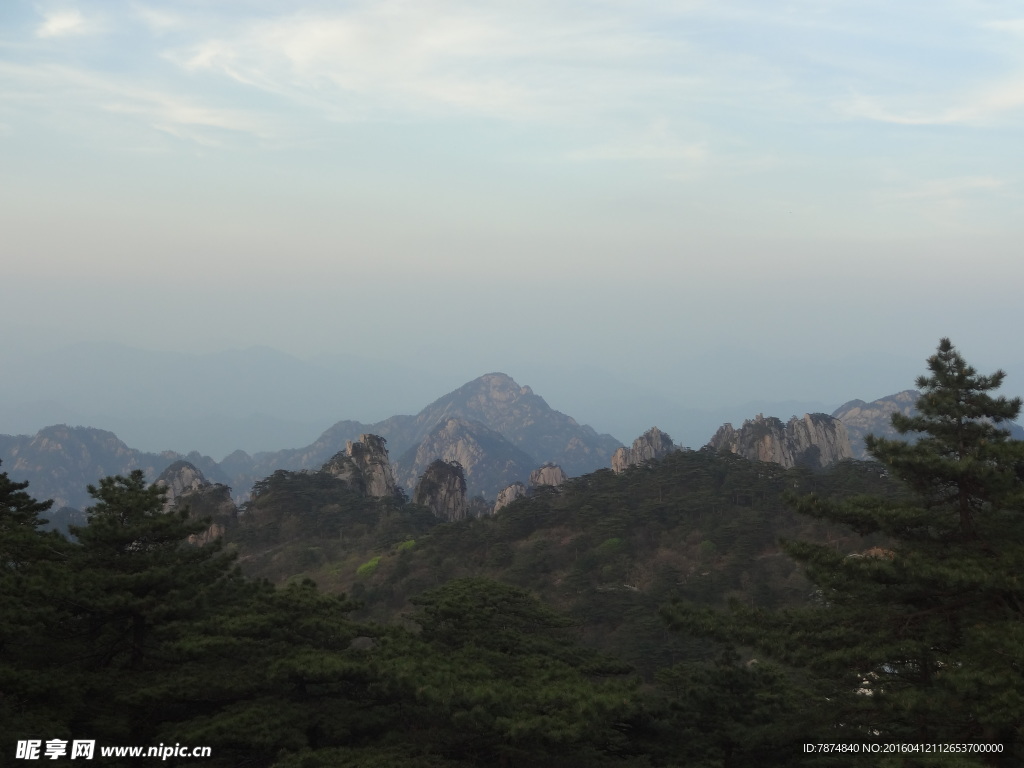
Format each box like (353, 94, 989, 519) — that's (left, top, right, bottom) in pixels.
(3, 0, 1024, 443)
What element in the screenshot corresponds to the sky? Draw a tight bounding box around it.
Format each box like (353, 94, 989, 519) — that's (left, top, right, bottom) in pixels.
(3, 1, 1024, 453)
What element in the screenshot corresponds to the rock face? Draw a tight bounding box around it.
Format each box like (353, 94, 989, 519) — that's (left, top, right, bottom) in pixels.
(494, 481, 528, 513)
(831, 390, 920, 460)
(529, 463, 567, 488)
(395, 417, 536, 499)
(346, 434, 399, 498)
(611, 427, 676, 473)
(321, 451, 364, 493)
(155, 460, 212, 511)
(321, 434, 399, 499)
(413, 460, 469, 521)
(707, 413, 852, 469)
(153, 460, 236, 543)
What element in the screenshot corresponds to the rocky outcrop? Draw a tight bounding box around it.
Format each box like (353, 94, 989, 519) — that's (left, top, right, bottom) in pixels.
(153, 460, 236, 543)
(832, 390, 919, 459)
(320, 434, 399, 498)
(395, 417, 536, 499)
(529, 463, 567, 488)
(494, 481, 528, 513)
(321, 451, 364, 493)
(346, 434, 398, 498)
(155, 460, 212, 512)
(413, 460, 469, 521)
(611, 427, 676, 473)
(707, 413, 852, 469)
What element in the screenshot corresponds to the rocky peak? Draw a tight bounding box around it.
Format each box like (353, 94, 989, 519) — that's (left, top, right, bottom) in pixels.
(394, 417, 536, 499)
(321, 434, 399, 498)
(408, 373, 621, 479)
(494, 481, 528, 513)
(321, 452, 364, 493)
(346, 434, 398, 498)
(707, 413, 852, 469)
(529, 463, 567, 488)
(413, 460, 469, 521)
(611, 427, 676, 473)
(153, 460, 236, 542)
(154, 460, 211, 511)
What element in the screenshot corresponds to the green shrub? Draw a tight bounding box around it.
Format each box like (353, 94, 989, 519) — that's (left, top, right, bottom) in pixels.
(357, 556, 382, 577)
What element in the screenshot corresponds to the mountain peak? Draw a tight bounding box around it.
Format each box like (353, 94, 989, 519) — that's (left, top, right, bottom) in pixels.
(476, 372, 534, 397)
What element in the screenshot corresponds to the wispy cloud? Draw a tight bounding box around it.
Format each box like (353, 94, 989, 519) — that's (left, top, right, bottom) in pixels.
(839, 77, 1024, 126)
(36, 9, 88, 39)
(0, 62, 275, 145)
(167, 3, 687, 122)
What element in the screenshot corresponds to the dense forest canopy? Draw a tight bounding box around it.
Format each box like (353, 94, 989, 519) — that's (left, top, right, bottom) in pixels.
(2, 339, 1021, 766)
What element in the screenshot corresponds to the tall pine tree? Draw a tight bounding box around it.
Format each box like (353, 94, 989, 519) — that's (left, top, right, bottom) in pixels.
(0, 462, 75, 740)
(665, 339, 1024, 766)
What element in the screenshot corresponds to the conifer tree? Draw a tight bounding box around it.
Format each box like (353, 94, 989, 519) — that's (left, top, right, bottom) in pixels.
(665, 339, 1024, 765)
(65, 471, 245, 745)
(0, 463, 74, 739)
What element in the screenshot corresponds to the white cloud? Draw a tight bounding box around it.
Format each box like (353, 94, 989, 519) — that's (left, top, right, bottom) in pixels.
(36, 9, 87, 39)
(167, 3, 686, 122)
(0, 62, 275, 144)
(838, 77, 1024, 126)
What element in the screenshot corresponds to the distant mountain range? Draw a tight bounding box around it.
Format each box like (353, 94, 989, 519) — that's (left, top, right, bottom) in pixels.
(7, 375, 1024, 517)
(0, 373, 622, 509)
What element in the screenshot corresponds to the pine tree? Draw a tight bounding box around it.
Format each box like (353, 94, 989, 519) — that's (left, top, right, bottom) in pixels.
(665, 339, 1024, 766)
(0, 462, 75, 739)
(64, 470, 245, 746)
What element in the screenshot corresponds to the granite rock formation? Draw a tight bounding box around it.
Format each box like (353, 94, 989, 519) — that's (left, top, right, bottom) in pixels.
(611, 427, 676, 473)
(395, 417, 536, 499)
(529, 463, 568, 488)
(321, 434, 400, 499)
(153, 460, 236, 544)
(831, 390, 920, 460)
(494, 481, 528, 513)
(346, 434, 399, 498)
(413, 460, 469, 521)
(707, 413, 852, 469)
(155, 460, 212, 512)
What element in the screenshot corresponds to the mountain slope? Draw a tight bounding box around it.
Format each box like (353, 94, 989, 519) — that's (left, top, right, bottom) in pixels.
(394, 417, 538, 499)
(405, 373, 621, 478)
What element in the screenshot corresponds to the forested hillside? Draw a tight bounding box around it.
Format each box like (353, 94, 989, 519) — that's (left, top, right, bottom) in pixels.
(227, 448, 900, 677)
